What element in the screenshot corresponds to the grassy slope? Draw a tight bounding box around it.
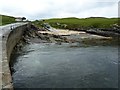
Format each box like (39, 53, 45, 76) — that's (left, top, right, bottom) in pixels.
(42, 17, 118, 29)
(0, 14, 16, 25)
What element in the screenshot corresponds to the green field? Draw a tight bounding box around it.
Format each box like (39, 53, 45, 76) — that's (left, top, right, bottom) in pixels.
(33, 17, 118, 29)
(0, 14, 16, 25)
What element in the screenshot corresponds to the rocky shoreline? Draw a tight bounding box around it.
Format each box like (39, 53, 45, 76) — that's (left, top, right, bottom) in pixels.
(67, 24, 120, 37)
(16, 24, 120, 49)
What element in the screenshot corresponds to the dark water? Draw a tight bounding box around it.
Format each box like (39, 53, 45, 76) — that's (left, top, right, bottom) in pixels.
(11, 43, 118, 88)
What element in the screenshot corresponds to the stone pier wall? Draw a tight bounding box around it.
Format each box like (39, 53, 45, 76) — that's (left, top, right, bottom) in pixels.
(1, 23, 31, 89)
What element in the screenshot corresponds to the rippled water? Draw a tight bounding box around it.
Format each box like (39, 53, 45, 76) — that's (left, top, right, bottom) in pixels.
(11, 43, 118, 88)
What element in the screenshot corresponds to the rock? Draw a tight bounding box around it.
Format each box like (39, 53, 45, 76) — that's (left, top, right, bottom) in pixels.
(52, 34, 61, 38)
(56, 42, 62, 45)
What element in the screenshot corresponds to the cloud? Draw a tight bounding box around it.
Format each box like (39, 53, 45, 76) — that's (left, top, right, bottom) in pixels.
(0, 0, 119, 20)
(76, 2, 118, 18)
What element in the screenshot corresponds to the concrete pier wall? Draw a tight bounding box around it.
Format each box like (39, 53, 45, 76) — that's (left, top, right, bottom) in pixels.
(0, 23, 31, 89)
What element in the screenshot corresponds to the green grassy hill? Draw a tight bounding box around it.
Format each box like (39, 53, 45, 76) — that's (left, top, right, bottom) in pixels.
(0, 14, 16, 25)
(33, 17, 118, 29)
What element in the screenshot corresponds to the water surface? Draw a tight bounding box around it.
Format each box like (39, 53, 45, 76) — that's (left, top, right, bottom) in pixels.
(11, 43, 118, 88)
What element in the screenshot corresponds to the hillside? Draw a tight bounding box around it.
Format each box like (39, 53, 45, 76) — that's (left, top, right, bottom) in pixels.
(33, 17, 118, 29)
(33, 17, 119, 37)
(0, 14, 16, 25)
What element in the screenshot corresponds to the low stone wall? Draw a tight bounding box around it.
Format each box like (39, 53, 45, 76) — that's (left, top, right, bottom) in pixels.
(1, 23, 31, 89)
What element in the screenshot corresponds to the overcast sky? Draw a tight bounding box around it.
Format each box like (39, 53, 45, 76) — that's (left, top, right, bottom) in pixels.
(0, 0, 119, 20)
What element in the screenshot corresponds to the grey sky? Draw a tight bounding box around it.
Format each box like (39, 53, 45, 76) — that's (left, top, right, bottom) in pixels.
(0, 0, 119, 20)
